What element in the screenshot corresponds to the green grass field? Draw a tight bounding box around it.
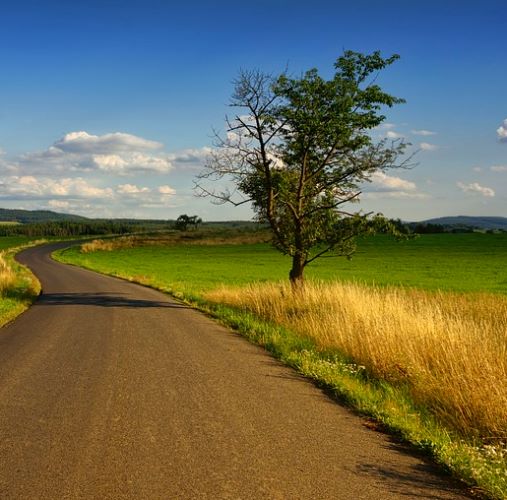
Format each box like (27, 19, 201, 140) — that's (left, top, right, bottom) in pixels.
(0, 236, 33, 251)
(58, 233, 507, 295)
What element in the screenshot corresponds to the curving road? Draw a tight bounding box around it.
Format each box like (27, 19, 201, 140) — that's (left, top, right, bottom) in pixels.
(0, 242, 469, 499)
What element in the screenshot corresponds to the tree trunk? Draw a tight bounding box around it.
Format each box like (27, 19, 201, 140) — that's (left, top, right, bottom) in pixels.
(289, 253, 305, 289)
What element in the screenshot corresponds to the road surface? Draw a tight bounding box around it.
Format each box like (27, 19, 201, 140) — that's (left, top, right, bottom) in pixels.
(0, 242, 470, 499)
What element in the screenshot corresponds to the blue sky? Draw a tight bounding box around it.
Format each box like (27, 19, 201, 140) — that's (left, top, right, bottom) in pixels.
(0, 0, 505, 220)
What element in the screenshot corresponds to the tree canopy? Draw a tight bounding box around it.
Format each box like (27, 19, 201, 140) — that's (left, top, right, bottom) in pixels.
(196, 50, 412, 285)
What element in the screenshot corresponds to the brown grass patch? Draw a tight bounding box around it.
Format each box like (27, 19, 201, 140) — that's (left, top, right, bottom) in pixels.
(81, 231, 270, 252)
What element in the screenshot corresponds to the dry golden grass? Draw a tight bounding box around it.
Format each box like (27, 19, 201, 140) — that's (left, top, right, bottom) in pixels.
(0, 251, 16, 295)
(81, 231, 270, 253)
(81, 237, 136, 253)
(206, 281, 507, 438)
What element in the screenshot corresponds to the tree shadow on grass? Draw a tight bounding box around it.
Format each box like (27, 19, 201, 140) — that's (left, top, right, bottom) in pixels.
(38, 292, 186, 309)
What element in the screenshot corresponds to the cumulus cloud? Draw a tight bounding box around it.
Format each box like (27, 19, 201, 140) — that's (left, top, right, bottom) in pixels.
(0, 176, 114, 200)
(372, 123, 404, 140)
(116, 183, 151, 195)
(0, 174, 177, 214)
(365, 172, 427, 199)
(115, 183, 177, 205)
(386, 130, 404, 139)
(54, 131, 162, 154)
(0, 131, 194, 216)
(491, 165, 507, 172)
(370, 172, 417, 192)
(158, 185, 176, 195)
(457, 181, 495, 197)
(497, 119, 507, 142)
(92, 154, 128, 171)
(92, 153, 171, 174)
(419, 142, 438, 151)
(411, 129, 436, 136)
(14, 131, 173, 176)
(376, 123, 396, 130)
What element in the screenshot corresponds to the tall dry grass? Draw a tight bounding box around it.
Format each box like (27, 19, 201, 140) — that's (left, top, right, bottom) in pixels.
(206, 281, 507, 438)
(81, 237, 136, 253)
(0, 251, 16, 295)
(80, 231, 270, 253)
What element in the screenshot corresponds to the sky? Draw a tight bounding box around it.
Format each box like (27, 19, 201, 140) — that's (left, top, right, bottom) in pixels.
(0, 0, 505, 221)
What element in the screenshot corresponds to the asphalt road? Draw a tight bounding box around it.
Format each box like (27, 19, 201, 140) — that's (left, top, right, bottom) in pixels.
(0, 242, 470, 499)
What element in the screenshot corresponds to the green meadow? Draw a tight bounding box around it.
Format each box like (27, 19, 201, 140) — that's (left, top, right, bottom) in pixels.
(57, 233, 507, 295)
(0, 236, 33, 251)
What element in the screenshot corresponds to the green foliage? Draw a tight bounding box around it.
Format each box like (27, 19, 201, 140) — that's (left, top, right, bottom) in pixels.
(174, 214, 202, 231)
(0, 220, 172, 238)
(198, 50, 411, 283)
(0, 207, 89, 224)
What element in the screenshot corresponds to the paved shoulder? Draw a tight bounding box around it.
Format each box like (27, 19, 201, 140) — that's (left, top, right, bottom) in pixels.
(0, 242, 470, 498)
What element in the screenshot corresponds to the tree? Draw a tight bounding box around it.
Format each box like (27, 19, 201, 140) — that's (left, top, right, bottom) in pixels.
(175, 214, 202, 231)
(196, 51, 412, 286)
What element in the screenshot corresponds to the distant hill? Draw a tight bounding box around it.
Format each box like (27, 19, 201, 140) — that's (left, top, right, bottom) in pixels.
(0, 208, 89, 224)
(420, 216, 507, 230)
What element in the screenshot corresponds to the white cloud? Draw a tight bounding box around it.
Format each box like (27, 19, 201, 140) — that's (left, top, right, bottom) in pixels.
(54, 131, 162, 154)
(491, 165, 507, 172)
(370, 172, 417, 192)
(158, 185, 176, 195)
(411, 129, 436, 136)
(92, 154, 129, 171)
(472, 167, 483, 172)
(419, 142, 438, 151)
(0, 132, 208, 217)
(376, 123, 396, 130)
(13, 131, 173, 176)
(365, 172, 428, 199)
(0, 176, 114, 199)
(386, 130, 404, 139)
(457, 181, 495, 197)
(372, 123, 403, 140)
(116, 183, 150, 195)
(93, 153, 172, 175)
(497, 119, 507, 142)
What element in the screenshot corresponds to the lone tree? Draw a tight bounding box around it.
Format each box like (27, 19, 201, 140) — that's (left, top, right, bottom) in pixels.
(196, 51, 412, 286)
(175, 214, 202, 231)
